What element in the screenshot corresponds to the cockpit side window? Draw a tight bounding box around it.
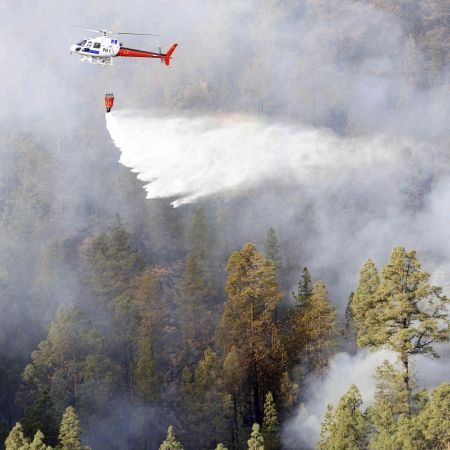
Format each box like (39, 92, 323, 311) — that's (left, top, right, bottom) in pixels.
(93, 42, 101, 49)
(77, 40, 87, 46)
(86, 41, 92, 48)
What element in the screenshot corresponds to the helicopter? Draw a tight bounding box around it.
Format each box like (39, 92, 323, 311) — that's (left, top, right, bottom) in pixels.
(69, 26, 177, 67)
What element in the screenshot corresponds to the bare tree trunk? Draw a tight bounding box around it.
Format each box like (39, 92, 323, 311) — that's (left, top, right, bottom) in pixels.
(401, 352, 410, 415)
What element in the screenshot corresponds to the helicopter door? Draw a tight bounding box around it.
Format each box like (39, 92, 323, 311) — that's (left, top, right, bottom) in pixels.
(81, 41, 93, 53)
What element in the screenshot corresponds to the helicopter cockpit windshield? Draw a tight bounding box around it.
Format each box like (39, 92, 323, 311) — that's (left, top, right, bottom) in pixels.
(77, 40, 87, 46)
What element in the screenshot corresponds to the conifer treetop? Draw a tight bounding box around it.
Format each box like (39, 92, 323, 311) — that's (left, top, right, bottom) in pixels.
(159, 425, 184, 450)
(247, 423, 264, 450)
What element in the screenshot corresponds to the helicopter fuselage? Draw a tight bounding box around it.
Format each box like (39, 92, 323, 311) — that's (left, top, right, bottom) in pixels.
(70, 37, 120, 58)
(69, 36, 177, 66)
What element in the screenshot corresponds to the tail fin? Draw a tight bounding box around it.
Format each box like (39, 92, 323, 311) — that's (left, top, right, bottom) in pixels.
(163, 44, 178, 66)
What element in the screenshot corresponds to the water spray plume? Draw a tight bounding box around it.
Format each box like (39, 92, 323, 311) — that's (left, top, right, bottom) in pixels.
(106, 112, 409, 207)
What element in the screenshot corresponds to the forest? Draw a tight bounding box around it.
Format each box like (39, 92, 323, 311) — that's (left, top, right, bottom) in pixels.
(0, 0, 449, 449)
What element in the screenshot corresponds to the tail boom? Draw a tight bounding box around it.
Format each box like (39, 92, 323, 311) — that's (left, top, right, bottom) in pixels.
(117, 43, 178, 65)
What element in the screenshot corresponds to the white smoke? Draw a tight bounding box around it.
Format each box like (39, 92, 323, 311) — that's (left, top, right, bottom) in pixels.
(283, 349, 450, 449)
(106, 112, 418, 207)
(283, 350, 394, 449)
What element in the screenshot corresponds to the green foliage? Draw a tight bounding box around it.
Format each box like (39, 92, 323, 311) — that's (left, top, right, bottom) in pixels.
(351, 258, 380, 346)
(367, 360, 410, 449)
(263, 392, 280, 450)
(5, 422, 29, 450)
(181, 208, 216, 362)
(352, 247, 450, 410)
(29, 430, 52, 450)
(84, 219, 144, 303)
(58, 407, 84, 450)
(192, 348, 225, 448)
(417, 382, 450, 448)
(135, 327, 159, 402)
(247, 423, 264, 450)
(263, 392, 278, 433)
(344, 293, 357, 351)
(279, 372, 299, 410)
(317, 385, 365, 450)
(114, 268, 165, 403)
(181, 252, 216, 359)
(292, 267, 313, 308)
(187, 209, 210, 260)
(392, 414, 423, 450)
(22, 389, 58, 447)
(217, 243, 286, 423)
(292, 281, 338, 377)
(265, 228, 283, 278)
(18, 305, 117, 418)
(222, 347, 245, 449)
(159, 426, 184, 450)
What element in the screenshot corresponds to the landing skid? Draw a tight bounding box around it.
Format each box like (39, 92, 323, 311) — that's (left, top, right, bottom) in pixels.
(80, 55, 113, 66)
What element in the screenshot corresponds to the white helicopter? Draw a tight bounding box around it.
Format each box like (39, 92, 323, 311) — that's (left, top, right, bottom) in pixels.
(69, 25, 177, 67)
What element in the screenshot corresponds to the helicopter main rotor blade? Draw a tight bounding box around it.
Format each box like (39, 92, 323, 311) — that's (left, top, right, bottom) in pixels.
(113, 32, 160, 36)
(71, 25, 160, 37)
(71, 25, 102, 33)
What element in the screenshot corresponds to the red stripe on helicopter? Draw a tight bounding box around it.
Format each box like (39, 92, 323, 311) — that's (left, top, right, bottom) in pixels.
(117, 47, 163, 58)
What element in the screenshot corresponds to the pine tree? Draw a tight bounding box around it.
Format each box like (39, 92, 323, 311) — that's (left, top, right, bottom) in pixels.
(22, 389, 58, 447)
(84, 218, 144, 305)
(292, 267, 313, 308)
(114, 268, 165, 402)
(29, 430, 52, 450)
(344, 293, 357, 352)
(181, 252, 215, 359)
(58, 407, 83, 450)
(192, 348, 225, 448)
(181, 209, 216, 362)
(392, 413, 424, 450)
(264, 228, 283, 279)
(135, 326, 159, 402)
(187, 209, 210, 261)
(279, 372, 299, 410)
(263, 392, 278, 432)
(215, 444, 229, 450)
(353, 247, 450, 411)
(222, 347, 244, 450)
(417, 383, 450, 449)
(18, 305, 114, 415)
(5, 423, 29, 450)
(298, 281, 338, 377)
(287, 268, 313, 366)
(263, 392, 280, 450)
(351, 258, 380, 346)
(216, 243, 286, 423)
(317, 385, 365, 450)
(367, 360, 410, 449)
(159, 426, 184, 450)
(247, 424, 264, 450)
